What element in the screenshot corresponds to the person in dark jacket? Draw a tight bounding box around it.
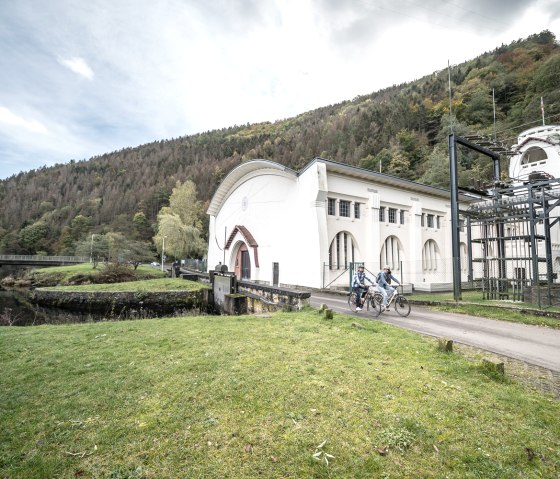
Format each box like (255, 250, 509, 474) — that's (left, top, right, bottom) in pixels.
(376, 265, 400, 311)
(352, 265, 376, 311)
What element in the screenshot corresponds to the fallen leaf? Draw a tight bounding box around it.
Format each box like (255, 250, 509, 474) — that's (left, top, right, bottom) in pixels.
(244, 444, 253, 453)
(433, 444, 439, 453)
(271, 456, 278, 463)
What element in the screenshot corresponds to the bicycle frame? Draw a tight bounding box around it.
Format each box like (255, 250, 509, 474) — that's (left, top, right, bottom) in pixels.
(386, 285, 402, 306)
(373, 285, 410, 317)
(358, 286, 377, 310)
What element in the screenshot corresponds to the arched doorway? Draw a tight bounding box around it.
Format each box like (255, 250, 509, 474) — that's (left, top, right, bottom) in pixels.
(234, 243, 251, 280)
(225, 225, 259, 281)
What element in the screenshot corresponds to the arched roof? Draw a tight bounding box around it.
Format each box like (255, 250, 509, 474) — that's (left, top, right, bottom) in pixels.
(207, 159, 297, 216)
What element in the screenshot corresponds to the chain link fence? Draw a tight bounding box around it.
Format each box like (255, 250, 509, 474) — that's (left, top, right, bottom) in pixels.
(322, 259, 488, 292)
(181, 259, 207, 272)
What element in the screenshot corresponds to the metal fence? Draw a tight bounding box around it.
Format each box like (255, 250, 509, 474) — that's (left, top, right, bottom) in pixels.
(0, 254, 88, 263)
(322, 258, 480, 291)
(181, 259, 207, 272)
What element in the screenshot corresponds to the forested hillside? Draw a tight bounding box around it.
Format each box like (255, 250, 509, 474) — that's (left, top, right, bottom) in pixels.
(1, 31, 559, 255)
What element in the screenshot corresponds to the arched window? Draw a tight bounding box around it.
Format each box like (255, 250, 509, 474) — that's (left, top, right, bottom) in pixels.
(380, 236, 403, 271)
(521, 146, 547, 165)
(328, 231, 356, 270)
(422, 239, 441, 271)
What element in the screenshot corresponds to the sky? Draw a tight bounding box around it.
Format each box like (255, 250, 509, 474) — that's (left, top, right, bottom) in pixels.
(1, 0, 559, 180)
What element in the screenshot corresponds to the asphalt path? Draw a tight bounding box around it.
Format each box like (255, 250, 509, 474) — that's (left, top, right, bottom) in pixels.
(310, 292, 560, 372)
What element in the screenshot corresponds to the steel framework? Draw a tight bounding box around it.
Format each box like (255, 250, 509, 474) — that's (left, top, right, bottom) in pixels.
(464, 177, 560, 306)
(449, 133, 560, 306)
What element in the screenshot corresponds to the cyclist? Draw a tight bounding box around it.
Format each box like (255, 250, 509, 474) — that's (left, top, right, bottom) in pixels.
(376, 265, 401, 311)
(352, 265, 376, 311)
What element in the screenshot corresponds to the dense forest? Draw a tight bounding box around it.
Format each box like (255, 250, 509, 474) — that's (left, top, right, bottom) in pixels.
(1, 31, 559, 256)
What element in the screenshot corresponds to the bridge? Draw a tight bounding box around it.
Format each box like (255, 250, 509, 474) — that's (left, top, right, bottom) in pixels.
(0, 255, 89, 267)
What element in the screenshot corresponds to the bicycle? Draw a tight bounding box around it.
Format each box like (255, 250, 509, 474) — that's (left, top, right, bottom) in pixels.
(372, 285, 411, 317)
(348, 285, 382, 315)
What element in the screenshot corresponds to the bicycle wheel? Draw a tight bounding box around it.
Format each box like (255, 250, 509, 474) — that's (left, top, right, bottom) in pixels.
(394, 295, 411, 317)
(369, 293, 382, 316)
(348, 292, 358, 311)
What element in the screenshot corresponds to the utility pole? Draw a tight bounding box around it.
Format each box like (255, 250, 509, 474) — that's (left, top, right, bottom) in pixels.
(161, 236, 167, 272)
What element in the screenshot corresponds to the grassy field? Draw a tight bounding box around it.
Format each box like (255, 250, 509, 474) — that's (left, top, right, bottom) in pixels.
(1, 309, 559, 479)
(39, 278, 208, 293)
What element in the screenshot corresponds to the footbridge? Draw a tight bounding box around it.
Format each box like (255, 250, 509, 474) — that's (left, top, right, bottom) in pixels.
(0, 255, 89, 267)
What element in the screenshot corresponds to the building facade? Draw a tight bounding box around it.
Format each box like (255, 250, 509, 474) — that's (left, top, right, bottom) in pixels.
(207, 157, 474, 290)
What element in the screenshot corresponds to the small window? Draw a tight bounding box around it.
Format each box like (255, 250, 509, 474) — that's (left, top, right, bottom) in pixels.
(354, 203, 360, 219)
(459, 219, 465, 232)
(328, 198, 336, 216)
(421, 213, 425, 227)
(436, 216, 441, 229)
(427, 214, 434, 228)
(388, 208, 397, 224)
(379, 206, 385, 222)
(400, 210, 405, 225)
(339, 200, 350, 217)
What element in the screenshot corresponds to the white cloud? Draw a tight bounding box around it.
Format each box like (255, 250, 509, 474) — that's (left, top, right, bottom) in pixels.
(0, 106, 49, 134)
(57, 56, 94, 80)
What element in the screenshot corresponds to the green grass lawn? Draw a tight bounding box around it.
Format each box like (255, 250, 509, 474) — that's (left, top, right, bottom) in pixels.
(27, 263, 165, 286)
(1, 310, 558, 479)
(39, 278, 207, 293)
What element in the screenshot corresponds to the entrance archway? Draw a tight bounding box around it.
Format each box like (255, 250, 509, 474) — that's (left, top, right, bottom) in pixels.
(234, 243, 251, 279)
(226, 225, 259, 280)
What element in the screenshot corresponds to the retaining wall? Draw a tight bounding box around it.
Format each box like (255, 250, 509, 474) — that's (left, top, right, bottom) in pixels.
(31, 289, 205, 315)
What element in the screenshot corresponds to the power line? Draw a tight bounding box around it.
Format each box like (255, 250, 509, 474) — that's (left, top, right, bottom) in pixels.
(495, 113, 560, 137)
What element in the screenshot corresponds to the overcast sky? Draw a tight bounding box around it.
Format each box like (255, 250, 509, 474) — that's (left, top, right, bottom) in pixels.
(1, 0, 559, 180)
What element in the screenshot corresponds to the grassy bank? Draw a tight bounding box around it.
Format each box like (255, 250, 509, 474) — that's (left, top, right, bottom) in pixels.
(409, 291, 560, 329)
(1, 310, 558, 479)
(39, 278, 208, 293)
(24, 263, 166, 287)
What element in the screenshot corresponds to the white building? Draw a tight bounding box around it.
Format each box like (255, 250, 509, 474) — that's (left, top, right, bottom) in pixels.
(207, 157, 475, 290)
(509, 124, 560, 181)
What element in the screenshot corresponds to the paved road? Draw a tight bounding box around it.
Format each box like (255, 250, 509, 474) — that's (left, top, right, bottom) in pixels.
(310, 292, 560, 372)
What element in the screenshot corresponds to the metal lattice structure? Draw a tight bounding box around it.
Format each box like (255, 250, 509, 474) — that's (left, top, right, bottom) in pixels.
(463, 177, 560, 305)
(449, 131, 560, 306)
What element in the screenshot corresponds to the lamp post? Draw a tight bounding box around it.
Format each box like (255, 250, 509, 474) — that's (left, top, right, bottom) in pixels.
(161, 236, 167, 272)
(90, 234, 94, 263)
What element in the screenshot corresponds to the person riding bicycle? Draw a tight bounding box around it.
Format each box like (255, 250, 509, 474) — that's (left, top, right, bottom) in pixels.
(352, 265, 376, 311)
(376, 265, 401, 311)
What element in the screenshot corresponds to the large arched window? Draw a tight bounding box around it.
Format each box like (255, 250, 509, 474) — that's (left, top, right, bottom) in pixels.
(328, 231, 357, 270)
(521, 146, 547, 165)
(380, 236, 403, 271)
(422, 239, 441, 271)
